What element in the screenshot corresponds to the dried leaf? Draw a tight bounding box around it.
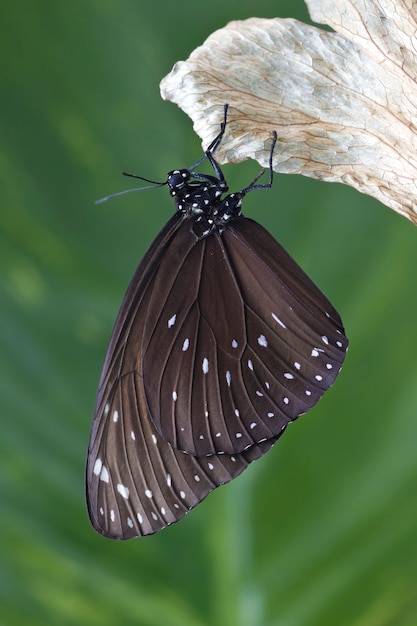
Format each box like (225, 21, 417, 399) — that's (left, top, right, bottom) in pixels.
(160, 5, 417, 223)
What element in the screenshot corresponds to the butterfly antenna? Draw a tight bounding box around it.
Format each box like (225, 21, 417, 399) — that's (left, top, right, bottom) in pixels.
(95, 172, 166, 204)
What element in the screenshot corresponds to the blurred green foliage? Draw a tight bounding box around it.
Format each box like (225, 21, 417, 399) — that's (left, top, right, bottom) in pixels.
(1, 1, 417, 625)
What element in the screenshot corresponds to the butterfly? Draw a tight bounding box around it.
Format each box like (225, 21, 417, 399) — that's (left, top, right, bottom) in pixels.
(86, 105, 348, 539)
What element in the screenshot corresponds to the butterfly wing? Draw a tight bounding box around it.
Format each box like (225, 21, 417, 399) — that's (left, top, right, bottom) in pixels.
(87, 368, 279, 539)
(86, 214, 280, 539)
(142, 216, 348, 456)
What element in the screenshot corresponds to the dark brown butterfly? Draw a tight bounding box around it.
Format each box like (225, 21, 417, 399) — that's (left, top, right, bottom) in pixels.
(86, 105, 348, 539)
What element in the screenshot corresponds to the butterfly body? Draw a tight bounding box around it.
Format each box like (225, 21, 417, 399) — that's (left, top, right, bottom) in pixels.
(87, 107, 348, 539)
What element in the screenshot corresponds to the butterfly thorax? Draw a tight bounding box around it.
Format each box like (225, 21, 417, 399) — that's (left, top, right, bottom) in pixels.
(167, 168, 244, 239)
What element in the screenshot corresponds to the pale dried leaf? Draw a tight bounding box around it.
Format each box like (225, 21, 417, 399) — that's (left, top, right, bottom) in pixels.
(307, 0, 417, 82)
(160, 13, 417, 223)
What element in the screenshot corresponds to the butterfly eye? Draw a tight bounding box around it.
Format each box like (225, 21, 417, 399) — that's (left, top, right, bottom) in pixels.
(167, 169, 190, 190)
(86, 104, 348, 539)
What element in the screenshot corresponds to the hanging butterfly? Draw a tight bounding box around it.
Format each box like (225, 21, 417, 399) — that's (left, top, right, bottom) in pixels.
(86, 105, 348, 539)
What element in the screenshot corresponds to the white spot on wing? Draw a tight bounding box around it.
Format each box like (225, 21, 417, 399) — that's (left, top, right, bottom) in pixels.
(232, 339, 238, 348)
(272, 313, 286, 329)
(93, 459, 102, 476)
(127, 517, 133, 528)
(226, 370, 231, 386)
(110, 509, 115, 522)
(202, 358, 209, 374)
(284, 373, 294, 379)
(248, 359, 254, 371)
(182, 338, 189, 351)
(113, 410, 119, 423)
(137, 512, 143, 524)
(117, 484, 129, 499)
(168, 314, 177, 328)
(145, 489, 153, 499)
(258, 334, 268, 347)
(172, 390, 178, 401)
(321, 335, 329, 345)
(100, 466, 109, 483)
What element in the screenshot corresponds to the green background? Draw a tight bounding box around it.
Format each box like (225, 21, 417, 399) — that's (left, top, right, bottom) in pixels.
(1, 1, 417, 625)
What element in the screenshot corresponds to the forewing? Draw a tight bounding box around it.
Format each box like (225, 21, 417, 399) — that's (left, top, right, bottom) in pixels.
(87, 360, 279, 539)
(86, 214, 279, 538)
